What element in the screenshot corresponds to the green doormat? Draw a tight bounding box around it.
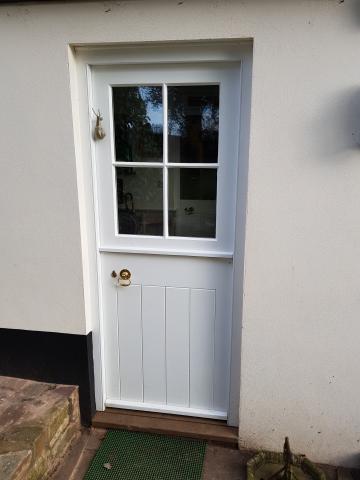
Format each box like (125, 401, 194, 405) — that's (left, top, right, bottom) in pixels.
(84, 430, 207, 480)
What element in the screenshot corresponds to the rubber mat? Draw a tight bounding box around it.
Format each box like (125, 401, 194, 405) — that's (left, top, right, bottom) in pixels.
(84, 430, 207, 480)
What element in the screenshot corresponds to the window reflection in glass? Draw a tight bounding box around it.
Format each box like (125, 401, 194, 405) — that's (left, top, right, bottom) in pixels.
(168, 85, 219, 163)
(116, 167, 163, 236)
(168, 168, 217, 238)
(113, 86, 163, 162)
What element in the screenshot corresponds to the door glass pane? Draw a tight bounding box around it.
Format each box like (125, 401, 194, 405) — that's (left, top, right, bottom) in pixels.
(168, 168, 217, 238)
(168, 85, 219, 163)
(116, 167, 163, 235)
(113, 86, 163, 163)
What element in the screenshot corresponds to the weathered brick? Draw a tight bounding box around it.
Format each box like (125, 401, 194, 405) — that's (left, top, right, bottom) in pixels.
(0, 377, 80, 479)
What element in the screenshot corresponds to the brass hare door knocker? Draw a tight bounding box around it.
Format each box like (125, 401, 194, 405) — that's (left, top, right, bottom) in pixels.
(92, 108, 106, 140)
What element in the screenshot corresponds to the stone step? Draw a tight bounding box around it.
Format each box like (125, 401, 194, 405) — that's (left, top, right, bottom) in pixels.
(50, 428, 106, 480)
(0, 376, 81, 480)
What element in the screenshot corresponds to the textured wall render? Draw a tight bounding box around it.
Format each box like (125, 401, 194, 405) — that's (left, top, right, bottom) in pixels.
(0, 0, 360, 467)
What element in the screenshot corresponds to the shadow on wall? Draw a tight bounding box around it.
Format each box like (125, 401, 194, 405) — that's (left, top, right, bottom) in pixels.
(345, 0, 360, 27)
(310, 87, 360, 159)
(337, 452, 360, 471)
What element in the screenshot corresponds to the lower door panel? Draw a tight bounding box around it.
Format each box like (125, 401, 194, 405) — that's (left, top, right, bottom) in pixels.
(101, 252, 233, 419)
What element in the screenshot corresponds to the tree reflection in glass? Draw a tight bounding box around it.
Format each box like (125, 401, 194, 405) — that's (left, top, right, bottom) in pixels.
(112, 86, 163, 162)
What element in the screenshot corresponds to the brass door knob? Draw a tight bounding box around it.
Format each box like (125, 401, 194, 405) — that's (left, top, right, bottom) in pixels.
(120, 269, 131, 281)
(119, 269, 131, 286)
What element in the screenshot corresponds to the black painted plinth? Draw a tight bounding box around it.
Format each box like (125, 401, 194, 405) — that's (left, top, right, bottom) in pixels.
(0, 328, 96, 426)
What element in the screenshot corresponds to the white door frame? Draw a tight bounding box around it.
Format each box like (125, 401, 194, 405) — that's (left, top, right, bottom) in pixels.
(68, 40, 253, 426)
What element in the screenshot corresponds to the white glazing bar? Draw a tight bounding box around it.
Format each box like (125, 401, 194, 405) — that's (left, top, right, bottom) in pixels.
(166, 163, 218, 168)
(163, 83, 169, 238)
(112, 162, 163, 168)
(112, 162, 218, 168)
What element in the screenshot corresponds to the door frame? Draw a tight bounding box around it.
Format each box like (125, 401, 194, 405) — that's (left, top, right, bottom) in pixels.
(69, 40, 253, 426)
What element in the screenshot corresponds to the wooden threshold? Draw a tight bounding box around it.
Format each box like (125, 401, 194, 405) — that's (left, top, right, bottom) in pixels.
(92, 408, 238, 447)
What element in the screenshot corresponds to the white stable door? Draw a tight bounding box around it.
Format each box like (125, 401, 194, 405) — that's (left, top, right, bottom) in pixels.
(91, 62, 241, 419)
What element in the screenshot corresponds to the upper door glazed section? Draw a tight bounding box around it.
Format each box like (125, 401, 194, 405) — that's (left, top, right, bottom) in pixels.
(112, 84, 219, 239)
(92, 63, 241, 255)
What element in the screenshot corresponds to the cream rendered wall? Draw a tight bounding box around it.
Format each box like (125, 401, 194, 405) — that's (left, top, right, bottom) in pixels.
(1, 0, 360, 467)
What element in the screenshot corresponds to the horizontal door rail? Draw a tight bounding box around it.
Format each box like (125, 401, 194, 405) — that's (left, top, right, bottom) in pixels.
(99, 246, 234, 259)
(105, 399, 227, 420)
